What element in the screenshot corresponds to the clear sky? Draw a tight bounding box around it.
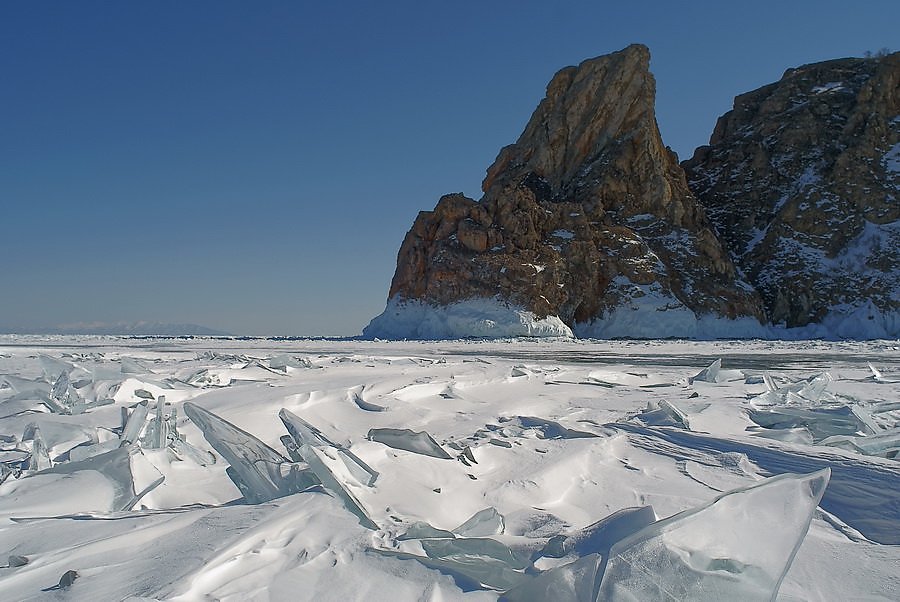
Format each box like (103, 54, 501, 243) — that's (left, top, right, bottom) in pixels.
(2, 1, 897, 335)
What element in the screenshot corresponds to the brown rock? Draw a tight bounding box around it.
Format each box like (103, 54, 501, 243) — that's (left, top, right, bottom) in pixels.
(683, 53, 900, 329)
(373, 44, 764, 337)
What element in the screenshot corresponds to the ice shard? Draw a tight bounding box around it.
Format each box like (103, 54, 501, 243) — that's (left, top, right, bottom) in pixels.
(375, 537, 529, 591)
(797, 372, 832, 402)
(38, 354, 72, 381)
(422, 536, 529, 573)
(268, 354, 312, 371)
(295, 444, 378, 529)
(506, 506, 658, 601)
(0, 391, 50, 419)
(278, 409, 377, 528)
(49, 371, 74, 411)
(690, 358, 722, 384)
(25, 425, 52, 473)
(169, 437, 216, 465)
(142, 397, 170, 449)
(2, 375, 50, 395)
(596, 469, 831, 601)
(751, 372, 835, 407)
(749, 406, 864, 441)
(37, 446, 164, 512)
(850, 405, 881, 435)
(821, 428, 900, 458)
(539, 505, 657, 560)
(453, 507, 504, 537)
(70, 397, 114, 414)
(68, 439, 121, 463)
(516, 416, 597, 439)
(279, 409, 378, 486)
(638, 400, 690, 429)
(120, 357, 149, 374)
(659, 400, 690, 429)
(367, 428, 452, 459)
(503, 554, 602, 602)
(868, 362, 883, 380)
(120, 401, 150, 446)
(398, 521, 456, 540)
(183, 402, 320, 504)
(280, 434, 304, 462)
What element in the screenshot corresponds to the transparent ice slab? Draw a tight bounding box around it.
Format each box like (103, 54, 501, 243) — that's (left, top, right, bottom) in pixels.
(507, 506, 658, 601)
(515, 416, 598, 440)
(749, 406, 864, 441)
(596, 468, 831, 601)
(38, 354, 73, 381)
(453, 507, 504, 537)
(752, 372, 835, 406)
(26, 425, 52, 473)
(68, 439, 121, 463)
(540, 505, 657, 559)
(398, 521, 456, 540)
(422, 536, 529, 571)
(119, 357, 149, 374)
(142, 397, 171, 450)
(169, 436, 216, 465)
(1, 375, 50, 395)
(690, 359, 721, 384)
(637, 400, 690, 429)
(375, 537, 529, 591)
(183, 402, 320, 504)
(268, 354, 311, 370)
(821, 428, 900, 458)
(37, 446, 164, 512)
(503, 554, 602, 602)
(120, 401, 150, 446)
(367, 427, 452, 459)
(294, 444, 377, 529)
(278, 409, 377, 528)
(49, 371, 75, 411)
(279, 409, 378, 486)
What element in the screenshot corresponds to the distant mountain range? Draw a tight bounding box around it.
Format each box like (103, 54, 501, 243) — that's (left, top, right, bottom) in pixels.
(0, 321, 231, 336)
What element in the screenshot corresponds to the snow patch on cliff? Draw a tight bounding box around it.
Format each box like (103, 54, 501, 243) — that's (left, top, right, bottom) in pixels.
(573, 280, 768, 339)
(363, 297, 574, 340)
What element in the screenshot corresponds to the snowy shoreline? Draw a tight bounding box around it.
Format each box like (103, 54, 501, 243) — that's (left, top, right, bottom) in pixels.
(365, 296, 900, 341)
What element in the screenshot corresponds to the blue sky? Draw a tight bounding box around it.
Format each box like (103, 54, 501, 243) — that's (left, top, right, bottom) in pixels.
(2, 1, 897, 335)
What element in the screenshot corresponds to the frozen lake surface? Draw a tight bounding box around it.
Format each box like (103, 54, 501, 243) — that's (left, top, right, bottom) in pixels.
(0, 336, 897, 600)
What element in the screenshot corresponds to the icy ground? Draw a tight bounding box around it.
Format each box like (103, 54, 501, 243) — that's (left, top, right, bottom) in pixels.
(0, 335, 898, 601)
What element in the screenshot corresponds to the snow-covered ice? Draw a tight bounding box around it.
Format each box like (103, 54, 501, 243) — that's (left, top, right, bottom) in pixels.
(0, 335, 898, 600)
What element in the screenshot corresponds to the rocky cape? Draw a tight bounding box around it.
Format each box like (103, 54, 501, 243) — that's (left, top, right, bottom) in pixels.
(683, 52, 899, 338)
(365, 46, 899, 340)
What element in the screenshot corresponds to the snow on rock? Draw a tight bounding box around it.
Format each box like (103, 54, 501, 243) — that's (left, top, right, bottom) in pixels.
(363, 297, 574, 340)
(573, 280, 768, 339)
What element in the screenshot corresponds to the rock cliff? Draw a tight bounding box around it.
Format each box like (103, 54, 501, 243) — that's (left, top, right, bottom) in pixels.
(366, 44, 765, 339)
(683, 53, 899, 336)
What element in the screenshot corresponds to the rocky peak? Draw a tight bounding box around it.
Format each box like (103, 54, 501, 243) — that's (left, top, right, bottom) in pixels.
(683, 52, 899, 334)
(368, 45, 765, 339)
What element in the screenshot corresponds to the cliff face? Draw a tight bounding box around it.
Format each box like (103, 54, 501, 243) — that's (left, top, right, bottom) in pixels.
(683, 53, 900, 332)
(370, 45, 764, 339)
